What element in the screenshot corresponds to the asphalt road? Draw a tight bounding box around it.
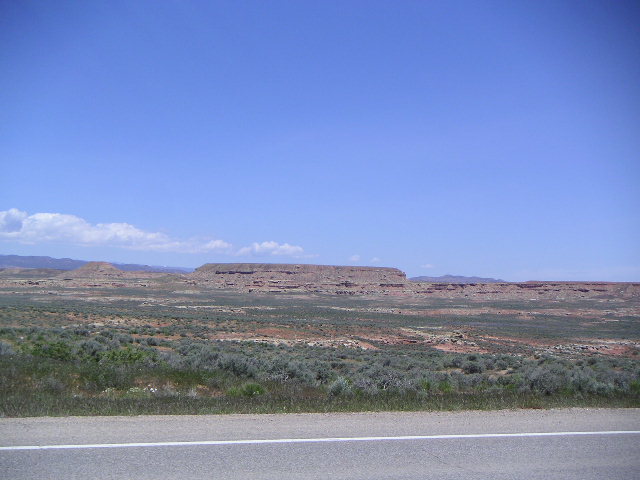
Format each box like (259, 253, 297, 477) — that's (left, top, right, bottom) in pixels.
(1, 409, 639, 479)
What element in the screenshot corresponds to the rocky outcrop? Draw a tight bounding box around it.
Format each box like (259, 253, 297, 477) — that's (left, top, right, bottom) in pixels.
(407, 281, 640, 300)
(190, 263, 408, 293)
(60, 262, 126, 278)
(409, 275, 505, 283)
(0, 259, 625, 299)
(187, 263, 640, 298)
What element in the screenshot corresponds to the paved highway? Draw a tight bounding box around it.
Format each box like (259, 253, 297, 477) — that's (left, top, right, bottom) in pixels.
(1, 409, 639, 479)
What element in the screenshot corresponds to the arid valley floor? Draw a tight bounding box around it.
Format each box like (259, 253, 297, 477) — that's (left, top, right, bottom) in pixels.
(1, 263, 639, 415)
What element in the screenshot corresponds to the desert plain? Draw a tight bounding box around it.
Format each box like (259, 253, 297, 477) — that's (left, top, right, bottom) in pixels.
(0, 262, 638, 415)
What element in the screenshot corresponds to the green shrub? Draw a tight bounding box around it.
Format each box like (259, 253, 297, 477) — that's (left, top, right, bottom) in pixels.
(228, 382, 266, 397)
(438, 381, 453, 393)
(328, 377, 351, 396)
(29, 341, 73, 361)
(525, 364, 568, 395)
(99, 346, 153, 366)
(462, 361, 484, 374)
(420, 379, 432, 391)
(0, 341, 14, 356)
(240, 382, 266, 396)
(38, 375, 66, 394)
(82, 365, 133, 391)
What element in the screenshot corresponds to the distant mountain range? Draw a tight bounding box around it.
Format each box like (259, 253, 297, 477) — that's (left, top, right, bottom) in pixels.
(409, 274, 506, 283)
(0, 255, 193, 274)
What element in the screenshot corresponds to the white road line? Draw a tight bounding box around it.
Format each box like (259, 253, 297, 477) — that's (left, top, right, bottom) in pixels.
(1, 430, 639, 451)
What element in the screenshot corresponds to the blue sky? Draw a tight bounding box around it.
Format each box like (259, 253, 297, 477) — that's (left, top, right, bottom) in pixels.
(1, 1, 638, 281)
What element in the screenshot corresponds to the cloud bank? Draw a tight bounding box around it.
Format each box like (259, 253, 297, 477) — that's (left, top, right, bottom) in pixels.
(0, 208, 308, 258)
(236, 241, 308, 258)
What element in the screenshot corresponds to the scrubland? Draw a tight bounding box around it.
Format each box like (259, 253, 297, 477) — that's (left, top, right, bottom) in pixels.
(0, 274, 638, 416)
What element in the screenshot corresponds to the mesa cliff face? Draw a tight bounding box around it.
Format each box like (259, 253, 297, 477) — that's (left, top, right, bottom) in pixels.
(184, 263, 640, 298)
(16, 260, 635, 299)
(408, 280, 640, 300)
(190, 263, 408, 293)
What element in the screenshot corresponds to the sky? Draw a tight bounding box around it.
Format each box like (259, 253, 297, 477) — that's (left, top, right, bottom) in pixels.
(1, 0, 639, 281)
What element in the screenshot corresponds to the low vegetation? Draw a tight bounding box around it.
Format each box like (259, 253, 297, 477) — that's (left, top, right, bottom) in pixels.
(0, 326, 638, 416)
(0, 277, 638, 416)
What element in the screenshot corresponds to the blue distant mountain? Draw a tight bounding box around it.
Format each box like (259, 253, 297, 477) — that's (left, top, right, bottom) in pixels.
(0, 254, 193, 273)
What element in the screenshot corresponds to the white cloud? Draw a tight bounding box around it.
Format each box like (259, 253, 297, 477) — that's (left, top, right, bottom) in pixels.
(202, 239, 233, 251)
(0, 208, 231, 254)
(349, 254, 361, 262)
(370, 257, 381, 264)
(1, 208, 312, 258)
(236, 240, 309, 258)
(421, 263, 435, 269)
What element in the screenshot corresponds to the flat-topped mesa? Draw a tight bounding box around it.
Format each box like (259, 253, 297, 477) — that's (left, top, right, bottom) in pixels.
(191, 263, 407, 290)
